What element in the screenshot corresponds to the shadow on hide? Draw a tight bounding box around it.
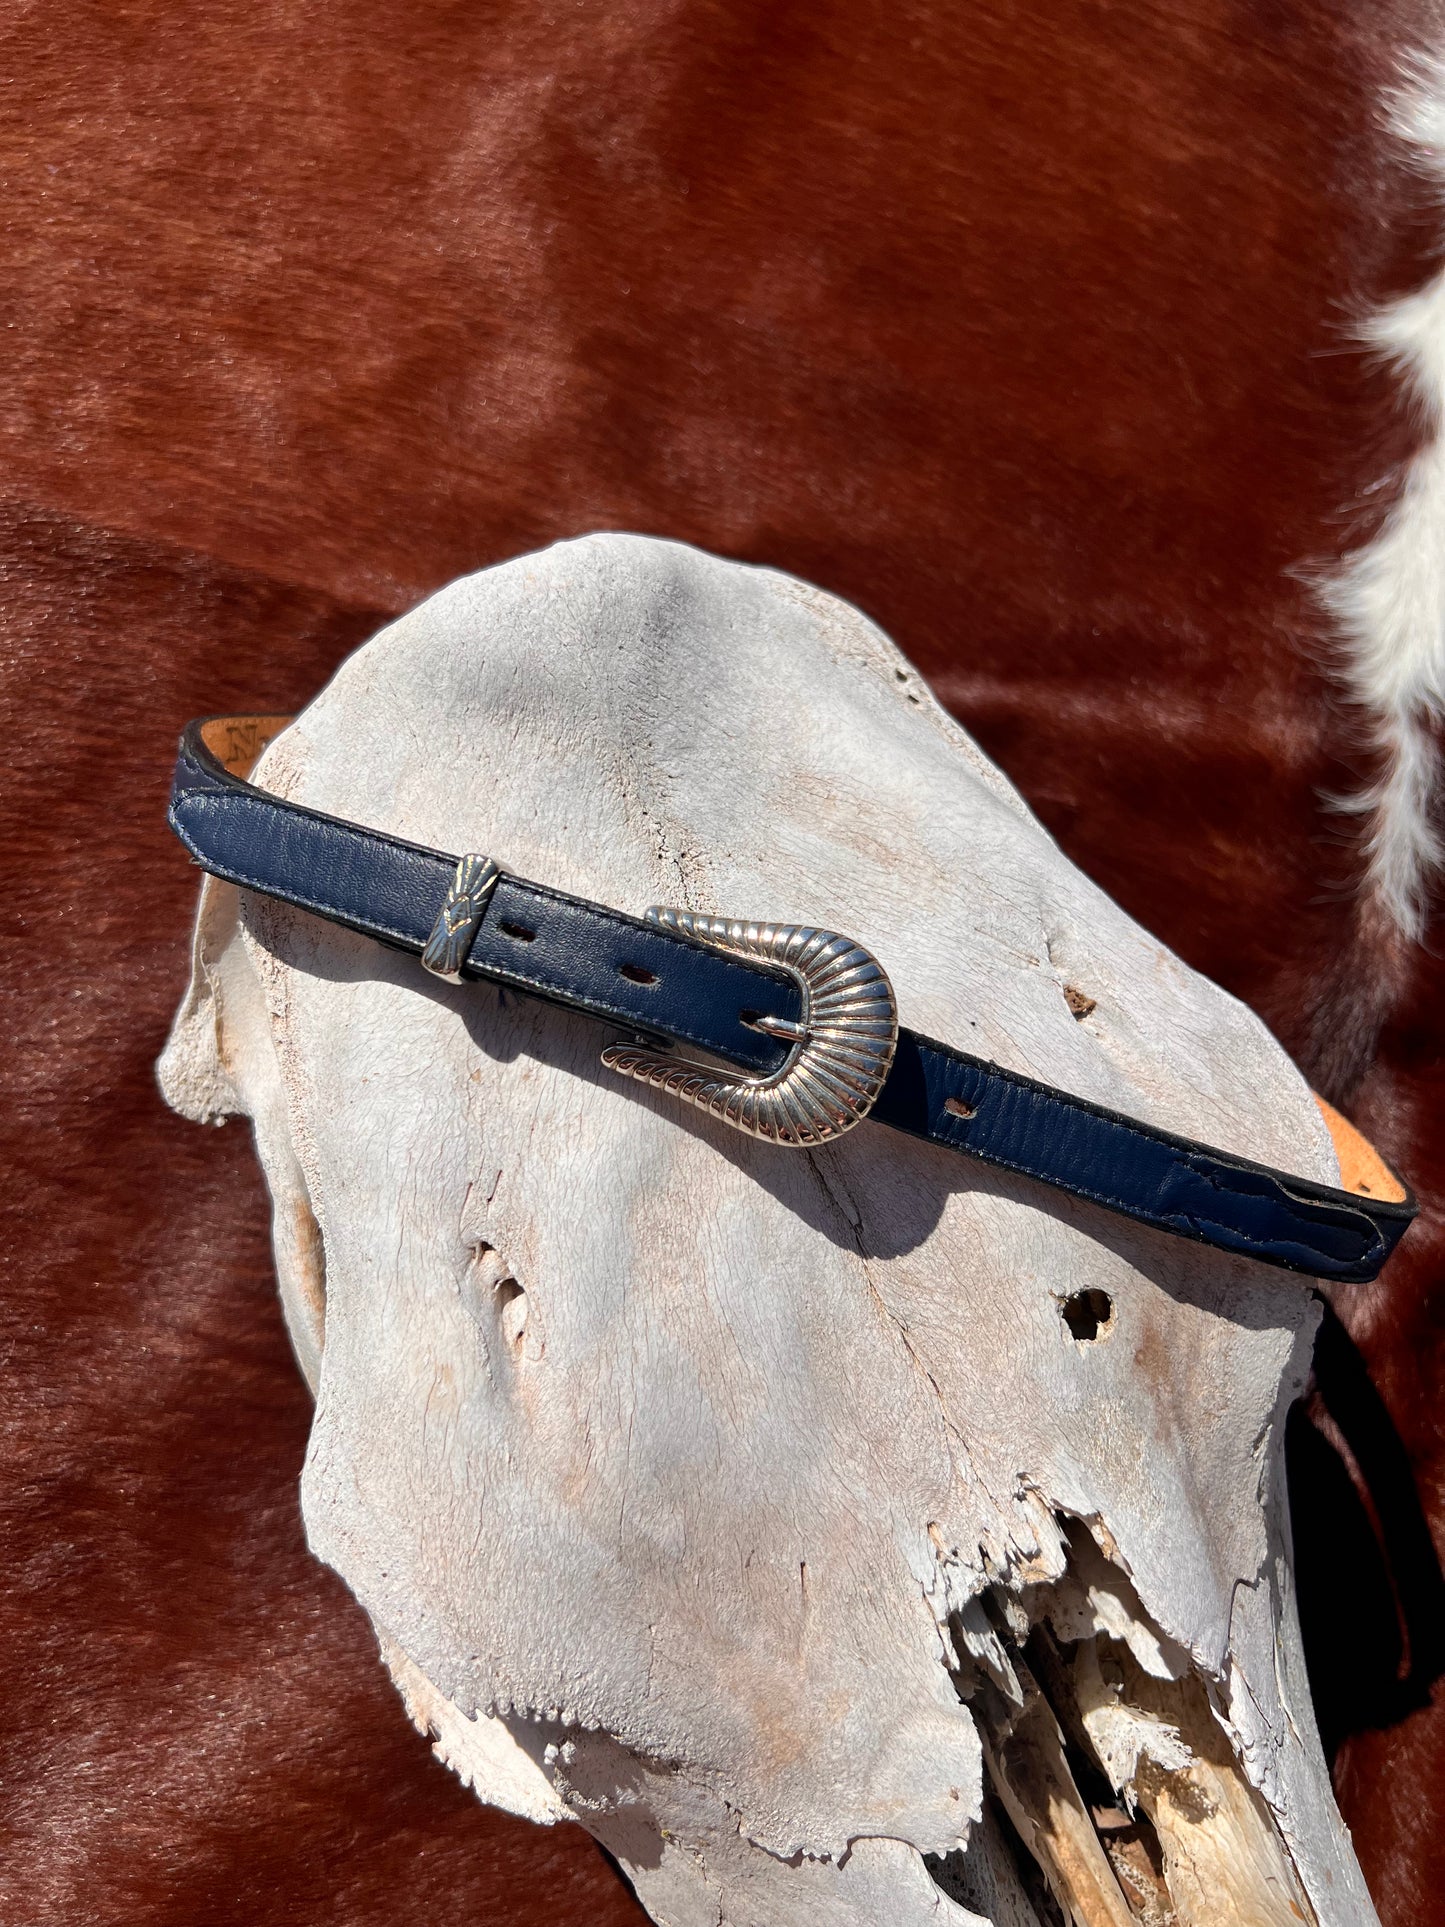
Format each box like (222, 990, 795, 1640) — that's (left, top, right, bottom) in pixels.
(1288, 1303, 1445, 1762)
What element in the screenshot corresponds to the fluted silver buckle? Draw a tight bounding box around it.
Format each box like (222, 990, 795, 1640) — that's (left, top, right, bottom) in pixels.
(602, 910, 899, 1146)
(422, 853, 500, 983)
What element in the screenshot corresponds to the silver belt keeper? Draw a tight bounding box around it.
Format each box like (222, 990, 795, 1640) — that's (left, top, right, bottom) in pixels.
(422, 854, 501, 983)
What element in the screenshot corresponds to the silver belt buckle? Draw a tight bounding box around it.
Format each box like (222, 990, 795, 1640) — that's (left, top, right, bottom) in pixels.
(602, 910, 899, 1146)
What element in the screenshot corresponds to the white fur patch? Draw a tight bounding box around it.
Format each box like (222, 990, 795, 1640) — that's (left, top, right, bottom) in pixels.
(1324, 60, 1445, 940)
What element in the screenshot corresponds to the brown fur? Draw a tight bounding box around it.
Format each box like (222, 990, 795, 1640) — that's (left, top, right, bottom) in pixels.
(2, 2, 1442, 1917)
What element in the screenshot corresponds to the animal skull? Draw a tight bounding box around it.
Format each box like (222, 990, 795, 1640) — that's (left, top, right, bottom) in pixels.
(160, 534, 1377, 1927)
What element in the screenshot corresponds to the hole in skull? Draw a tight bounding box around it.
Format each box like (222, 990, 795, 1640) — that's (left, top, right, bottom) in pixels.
(618, 961, 659, 985)
(1063, 984, 1097, 1020)
(495, 1276, 528, 1348)
(1095, 1811, 1172, 1923)
(498, 919, 536, 942)
(463, 1243, 529, 1352)
(1061, 1288, 1113, 1341)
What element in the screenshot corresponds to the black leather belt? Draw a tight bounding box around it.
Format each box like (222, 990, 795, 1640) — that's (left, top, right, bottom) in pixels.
(169, 716, 1415, 1284)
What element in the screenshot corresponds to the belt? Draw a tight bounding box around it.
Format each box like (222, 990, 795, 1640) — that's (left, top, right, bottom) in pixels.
(168, 716, 1415, 1284)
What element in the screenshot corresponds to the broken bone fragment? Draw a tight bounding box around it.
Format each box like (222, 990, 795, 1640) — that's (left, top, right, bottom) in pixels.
(947, 1524, 1316, 1927)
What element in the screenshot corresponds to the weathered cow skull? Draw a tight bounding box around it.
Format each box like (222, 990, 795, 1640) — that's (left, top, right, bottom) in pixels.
(160, 535, 1376, 1927)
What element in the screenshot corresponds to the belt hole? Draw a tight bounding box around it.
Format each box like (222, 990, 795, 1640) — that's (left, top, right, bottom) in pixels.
(498, 920, 536, 943)
(944, 1097, 976, 1120)
(619, 962, 658, 985)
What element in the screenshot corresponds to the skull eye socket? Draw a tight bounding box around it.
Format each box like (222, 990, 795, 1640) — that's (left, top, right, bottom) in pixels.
(1061, 1288, 1113, 1342)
